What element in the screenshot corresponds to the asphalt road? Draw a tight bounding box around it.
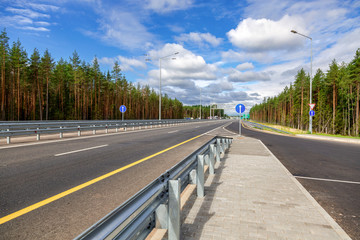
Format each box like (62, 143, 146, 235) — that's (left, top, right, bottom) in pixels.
(226, 121, 360, 240)
(0, 120, 231, 239)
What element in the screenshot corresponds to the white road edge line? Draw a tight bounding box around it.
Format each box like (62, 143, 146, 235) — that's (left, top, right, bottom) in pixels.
(294, 176, 360, 185)
(168, 130, 179, 134)
(55, 144, 109, 157)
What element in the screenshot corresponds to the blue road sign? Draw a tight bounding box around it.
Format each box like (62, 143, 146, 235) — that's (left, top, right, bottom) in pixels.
(119, 105, 127, 113)
(309, 110, 315, 116)
(235, 104, 245, 114)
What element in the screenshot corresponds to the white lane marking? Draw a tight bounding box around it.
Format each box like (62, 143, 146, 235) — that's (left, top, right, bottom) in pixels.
(168, 130, 179, 134)
(294, 176, 360, 185)
(55, 144, 108, 157)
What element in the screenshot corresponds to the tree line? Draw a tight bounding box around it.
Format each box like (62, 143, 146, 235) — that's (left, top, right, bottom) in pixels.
(250, 48, 360, 136)
(183, 105, 225, 119)
(0, 29, 191, 121)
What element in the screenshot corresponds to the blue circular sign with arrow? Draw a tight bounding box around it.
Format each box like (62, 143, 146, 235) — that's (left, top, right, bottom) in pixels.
(235, 104, 245, 114)
(119, 105, 127, 113)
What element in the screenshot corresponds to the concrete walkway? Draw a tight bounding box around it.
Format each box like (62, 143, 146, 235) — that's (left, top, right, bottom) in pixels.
(181, 136, 351, 240)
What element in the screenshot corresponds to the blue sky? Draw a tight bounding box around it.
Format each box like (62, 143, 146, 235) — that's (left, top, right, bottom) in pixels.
(1, 0, 360, 115)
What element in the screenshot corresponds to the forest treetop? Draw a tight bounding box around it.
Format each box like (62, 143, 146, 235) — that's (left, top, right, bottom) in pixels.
(250, 48, 360, 137)
(0, 29, 223, 121)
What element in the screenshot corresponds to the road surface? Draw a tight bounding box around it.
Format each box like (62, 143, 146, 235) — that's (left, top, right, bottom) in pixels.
(0, 120, 231, 239)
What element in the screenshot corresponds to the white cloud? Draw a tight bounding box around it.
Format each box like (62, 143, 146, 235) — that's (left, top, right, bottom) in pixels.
(221, 49, 273, 64)
(137, 43, 225, 104)
(35, 21, 51, 27)
(21, 26, 50, 32)
(175, 32, 223, 47)
(6, 7, 50, 19)
(236, 62, 254, 71)
(1, 1, 58, 32)
(227, 15, 305, 52)
(315, 28, 360, 69)
(228, 70, 271, 83)
(27, 3, 60, 12)
(0, 15, 33, 26)
(145, 0, 193, 13)
(97, 10, 154, 50)
(98, 56, 147, 72)
(147, 43, 217, 80)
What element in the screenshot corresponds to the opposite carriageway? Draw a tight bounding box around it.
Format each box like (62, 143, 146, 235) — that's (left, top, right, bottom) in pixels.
(0, 119, 206, 144)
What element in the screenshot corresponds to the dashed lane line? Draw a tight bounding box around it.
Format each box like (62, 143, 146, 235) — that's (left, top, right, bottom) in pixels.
(54, 144, 108, 156)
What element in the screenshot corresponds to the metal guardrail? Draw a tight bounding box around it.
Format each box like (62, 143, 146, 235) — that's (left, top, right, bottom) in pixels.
(243, 121, 291, 134)
(0, 119, 204, 144)
(75, 136, 232, 240)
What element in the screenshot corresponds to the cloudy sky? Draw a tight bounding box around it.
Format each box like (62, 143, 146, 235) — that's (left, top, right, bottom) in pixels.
(1, 0, 360, 115)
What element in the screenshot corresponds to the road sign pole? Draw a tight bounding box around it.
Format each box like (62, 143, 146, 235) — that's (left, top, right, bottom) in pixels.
(119, 105, 126, 121)
(239, 113, 241, 136)
(235, 103, 245, 136)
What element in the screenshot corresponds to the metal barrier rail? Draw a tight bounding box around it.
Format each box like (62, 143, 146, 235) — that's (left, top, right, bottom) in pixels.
(75, 136, 232, 240)
(0, 119, 203, 144)
(244, 121, 291, 134)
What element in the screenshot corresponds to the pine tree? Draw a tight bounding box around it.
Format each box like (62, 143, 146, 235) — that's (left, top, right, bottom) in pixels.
(40, 49, 54, 120)
(348, 49, 360, 136)
(29, 49, 42, 120)
(0, 29, 9, 120)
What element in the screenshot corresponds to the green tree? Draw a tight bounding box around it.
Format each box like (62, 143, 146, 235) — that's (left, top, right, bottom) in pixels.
(0, 28, 9, 120)
(326, 59, 339, 134)
(29, 48, 42, 120)
(348, 49, 360, 136)
(40, 49, 54, 120)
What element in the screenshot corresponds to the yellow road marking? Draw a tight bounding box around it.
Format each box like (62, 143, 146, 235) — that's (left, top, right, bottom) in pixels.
(0, 134, 202, 224)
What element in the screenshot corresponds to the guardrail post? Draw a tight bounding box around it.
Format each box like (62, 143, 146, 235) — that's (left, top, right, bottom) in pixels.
(60, 127, 63, 139)
(7, 129, 11, 144)
(204, 154, 209, 165)
(215, 139, 220, 163)
(189, 169, 197, 184)
(78, 126, 81, 136)
(168, 179, 181, 240)
(220, 139, 225, 154)
(210, 144, 215, 161)
(155, 204, 168, 229)
(197, 155, 205, 198)
(208, 153, 215, 175)
(36, 128, 40, 141)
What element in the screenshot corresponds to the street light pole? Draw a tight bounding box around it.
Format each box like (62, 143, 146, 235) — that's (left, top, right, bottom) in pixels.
(200, 88, 202, 120)
(159, 58, 162, 121)
(291, 30, 313, 134)
(158, 52, 179, 120)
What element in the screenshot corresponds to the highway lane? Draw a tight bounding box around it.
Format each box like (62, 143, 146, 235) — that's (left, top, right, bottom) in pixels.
(0, 120, 231, 239)
(226, 121, 360, 240)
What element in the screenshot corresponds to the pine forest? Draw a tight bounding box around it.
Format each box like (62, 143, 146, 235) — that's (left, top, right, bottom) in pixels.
(250, 49, 360, 137)
(0, 29, 224, 121)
